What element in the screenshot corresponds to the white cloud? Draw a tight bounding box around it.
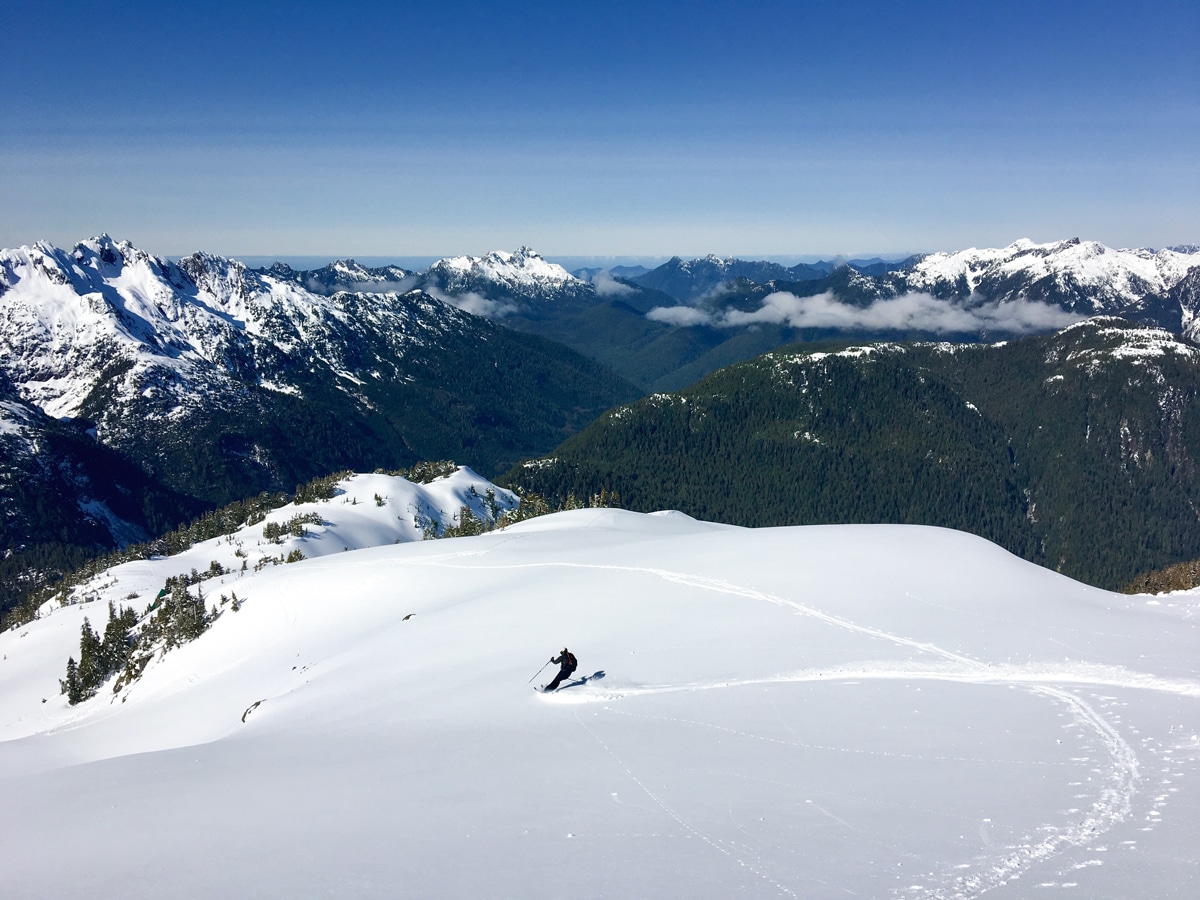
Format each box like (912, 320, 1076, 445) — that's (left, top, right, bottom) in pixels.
(650, 291, 1084, 335)
(589, 269, 634, 297)
(425, 285, 517, 319)
(646, 305, 716, 326)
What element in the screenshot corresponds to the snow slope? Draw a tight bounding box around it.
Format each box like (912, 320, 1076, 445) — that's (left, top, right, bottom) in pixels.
(2, 498, 1198, 898)
(16, 467, 517, 624)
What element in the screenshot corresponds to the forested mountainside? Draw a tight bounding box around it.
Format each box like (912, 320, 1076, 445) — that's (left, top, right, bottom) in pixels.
(0, 371, 204, 611)
(504, 319, 1200, 590)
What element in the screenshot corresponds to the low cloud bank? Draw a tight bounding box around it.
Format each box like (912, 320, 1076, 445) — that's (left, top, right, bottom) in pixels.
(647, 291, 1084, 335)
(647, 305, 716, 326)
(589, 270, 634, 297)
(426, 285, 518, 319)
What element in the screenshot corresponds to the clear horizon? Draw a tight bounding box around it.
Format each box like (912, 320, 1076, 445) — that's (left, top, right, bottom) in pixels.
(3, 0, 1196, 257)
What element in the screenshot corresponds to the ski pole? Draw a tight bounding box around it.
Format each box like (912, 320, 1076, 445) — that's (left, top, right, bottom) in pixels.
(528, 659, 553, 683)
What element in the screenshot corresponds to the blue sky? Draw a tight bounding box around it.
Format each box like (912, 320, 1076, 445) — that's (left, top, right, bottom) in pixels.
(2, 0, 1196, 260)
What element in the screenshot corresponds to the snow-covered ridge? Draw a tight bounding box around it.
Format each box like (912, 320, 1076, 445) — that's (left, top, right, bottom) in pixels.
(0, 235, 474, 425)
(263, 258, 415, 295)
(1054, 318, 1200, 363)
(328, 258, 411, 282)
(903, 237, 1200, 307)
(787, 343, 900, 365)
(34, 467, 516, 621)
(427, 245, 579, 290)
(676, 253, 740, 272)
(0, 237, 587, 421)
(643, 239, 1200, 341)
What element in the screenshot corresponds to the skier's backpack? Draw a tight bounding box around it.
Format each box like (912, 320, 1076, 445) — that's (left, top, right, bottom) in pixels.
(564, 651, 577, 672)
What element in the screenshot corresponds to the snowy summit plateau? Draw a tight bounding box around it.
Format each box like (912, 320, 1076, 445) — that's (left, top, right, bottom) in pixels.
(2, 468, 1199, 897)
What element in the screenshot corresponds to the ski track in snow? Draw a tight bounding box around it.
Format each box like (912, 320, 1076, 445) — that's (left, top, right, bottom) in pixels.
(573, 706, 804, 899)
(422, 557, 1183, 899)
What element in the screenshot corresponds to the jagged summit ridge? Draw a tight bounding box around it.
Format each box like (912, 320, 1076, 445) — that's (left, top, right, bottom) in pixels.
(252, 247, 576, 305)
(426, 245, 579, 293)
(900, 238, 1200, 309)
(0, 235, 479, 425)
(261, 258, 415, 296)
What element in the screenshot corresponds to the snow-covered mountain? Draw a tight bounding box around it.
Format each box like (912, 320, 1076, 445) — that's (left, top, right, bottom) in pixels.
(423, 246, 595, 312)
(634, 239, 1200, 331)
(632, 240, 1200, 312)
(0, 235, 466, 422)
(611, 239, 1200, 389)
(889, 238, 1200, 323)
(2, 498, 1198, 897)
(427, 245, 578, 292)
(265, 247, 594, 311)
(0, 235, 636, 499)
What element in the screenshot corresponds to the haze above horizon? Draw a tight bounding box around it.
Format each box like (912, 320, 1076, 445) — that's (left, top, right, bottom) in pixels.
(3, 1, 1196, 259)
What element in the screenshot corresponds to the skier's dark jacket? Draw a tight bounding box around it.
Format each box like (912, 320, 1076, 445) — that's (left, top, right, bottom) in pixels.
(553, 650, 577, 675)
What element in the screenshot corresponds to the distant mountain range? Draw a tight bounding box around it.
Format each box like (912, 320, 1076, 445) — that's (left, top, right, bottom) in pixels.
(262, 247, 585, 306)
(625, 241, 1199, 311)
(612, 239, 1200, 388)
(0, 236, 638, 610)
(622, 253, 914, 301)
(263, 238, 1199, 392)
(503, 318, 1200, 590)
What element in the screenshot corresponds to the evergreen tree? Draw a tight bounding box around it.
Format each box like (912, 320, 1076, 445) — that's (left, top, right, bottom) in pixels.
(60, 656, 83, 705)
(100, 601, 137, 674)
(77, 618, 104, 695)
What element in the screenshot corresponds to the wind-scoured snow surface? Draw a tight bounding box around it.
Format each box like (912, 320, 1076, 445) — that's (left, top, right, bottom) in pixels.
(3, 494, 1200, 898)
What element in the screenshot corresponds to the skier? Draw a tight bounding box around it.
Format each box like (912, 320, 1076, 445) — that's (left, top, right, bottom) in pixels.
(543, 647, 578, 692)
